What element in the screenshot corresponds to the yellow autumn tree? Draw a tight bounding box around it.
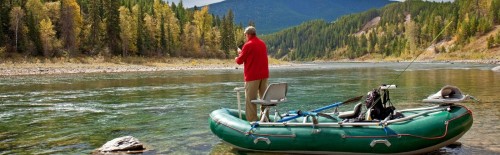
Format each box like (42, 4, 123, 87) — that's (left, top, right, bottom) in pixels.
(143, 14, 158, 56)
(45, 2, 60, 28)
(193, 6, 213, 57)
(181, 24, 200, 57)
(119, 6, 137, 56)
(25, 0, 48, 22)
(153, 0, 180, 56)
(39, 19, 60, 57)
(60, 0, 83, 55)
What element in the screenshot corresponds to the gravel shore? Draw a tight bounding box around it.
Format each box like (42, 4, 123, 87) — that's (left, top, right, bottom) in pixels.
(0, 63, 241, 76)
(0, 59, 497, 76)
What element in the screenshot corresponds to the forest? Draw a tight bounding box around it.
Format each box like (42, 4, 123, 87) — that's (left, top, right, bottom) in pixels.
(262, 0, 500, 60)
(1, 0, 500, 62)
(0, 0, 245, 61)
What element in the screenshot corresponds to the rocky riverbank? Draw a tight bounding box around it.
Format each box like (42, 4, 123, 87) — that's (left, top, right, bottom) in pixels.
(0, 58, 296, 76)
(0, 63, 235, 76)
(0, 59, 497, 76)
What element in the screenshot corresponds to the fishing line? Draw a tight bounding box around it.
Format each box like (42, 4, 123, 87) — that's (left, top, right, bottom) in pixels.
(388, 21, 454, 85)
(363, 21, 454, 120)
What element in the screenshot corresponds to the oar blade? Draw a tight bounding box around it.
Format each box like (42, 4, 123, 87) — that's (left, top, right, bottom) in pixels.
(341, 95, 364, 105)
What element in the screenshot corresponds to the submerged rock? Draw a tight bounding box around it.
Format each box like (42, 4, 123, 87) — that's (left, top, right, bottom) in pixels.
(492, 66, 500, 72)
(97, 136, 145, 152)
(446, 142, 462, 148)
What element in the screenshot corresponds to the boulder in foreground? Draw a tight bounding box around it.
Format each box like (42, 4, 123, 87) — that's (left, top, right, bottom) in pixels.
(97, 136, 145, 152)
(492, 66, 500, 72)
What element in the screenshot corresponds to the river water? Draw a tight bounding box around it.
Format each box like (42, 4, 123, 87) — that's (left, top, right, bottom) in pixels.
(0, 62, 498, 154)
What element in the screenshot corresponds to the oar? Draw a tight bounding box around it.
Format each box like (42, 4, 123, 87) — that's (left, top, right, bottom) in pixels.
(312, 96, 363, 113)
(278, 96, 363, 122)
(284, 111, 337, 121)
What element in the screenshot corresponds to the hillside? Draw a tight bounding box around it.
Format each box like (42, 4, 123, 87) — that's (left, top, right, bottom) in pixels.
(420, 25, 500, 61)
(262, 0, 500, 61)
(207, 0, 392, 34)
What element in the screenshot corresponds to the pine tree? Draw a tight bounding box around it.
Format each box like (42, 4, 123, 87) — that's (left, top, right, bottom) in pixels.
(490, 0, 500, 24)
(136, 4, 144, 56)
(221, 9, 235, 58)
(487, 35, 494, 49)
(0, 0, 6, 46)
(85, 0, 104, 54)
(104, 0, 121, 56)
(176, 1, 186, 35)
(26, 13, 43, 56)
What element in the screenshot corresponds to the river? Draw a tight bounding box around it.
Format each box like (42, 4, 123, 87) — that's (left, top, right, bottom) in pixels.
(0, 62, 498, 154)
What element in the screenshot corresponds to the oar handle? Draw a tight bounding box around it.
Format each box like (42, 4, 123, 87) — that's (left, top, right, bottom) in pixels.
(312, 102, 342, 113)
(312, 95, 363, 113)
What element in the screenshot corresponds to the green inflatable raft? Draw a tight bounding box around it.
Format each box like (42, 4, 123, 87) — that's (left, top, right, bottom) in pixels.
(208, 84, 473, 154)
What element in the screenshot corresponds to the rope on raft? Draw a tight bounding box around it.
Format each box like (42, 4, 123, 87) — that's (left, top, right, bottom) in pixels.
(344, 105, 472, 140)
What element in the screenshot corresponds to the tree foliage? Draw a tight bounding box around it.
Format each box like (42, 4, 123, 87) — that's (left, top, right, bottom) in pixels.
(0, 0, 243, 59)
(263, 0, 498, 60)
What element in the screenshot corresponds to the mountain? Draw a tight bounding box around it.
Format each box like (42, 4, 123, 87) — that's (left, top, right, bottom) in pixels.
(207, 0, 393, 34)
(261, 0, 500, 61)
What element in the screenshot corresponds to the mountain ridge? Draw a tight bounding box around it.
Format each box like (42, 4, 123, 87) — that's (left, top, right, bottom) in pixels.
(260, 0, 500, 61)
(207, 0, 393, 34)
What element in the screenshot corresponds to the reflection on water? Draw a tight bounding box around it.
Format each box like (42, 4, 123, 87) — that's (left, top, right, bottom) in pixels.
(0, 62, 498, 154)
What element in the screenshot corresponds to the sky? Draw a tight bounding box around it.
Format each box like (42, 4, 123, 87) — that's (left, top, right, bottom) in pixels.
(164, 0, 225, 8)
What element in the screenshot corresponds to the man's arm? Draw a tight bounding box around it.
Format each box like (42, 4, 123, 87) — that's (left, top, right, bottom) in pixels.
(235, 44, 250, 65)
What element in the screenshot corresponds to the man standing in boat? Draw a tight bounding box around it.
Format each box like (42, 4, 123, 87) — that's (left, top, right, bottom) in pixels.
(235, 26, 269, 122)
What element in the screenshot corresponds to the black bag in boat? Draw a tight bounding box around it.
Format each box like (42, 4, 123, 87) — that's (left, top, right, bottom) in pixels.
(364, 89, 395, 120)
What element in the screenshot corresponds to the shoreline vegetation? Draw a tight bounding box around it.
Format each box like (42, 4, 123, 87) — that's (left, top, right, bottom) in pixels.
(1, 0, 499, 76)
(0, 56, 498, 76)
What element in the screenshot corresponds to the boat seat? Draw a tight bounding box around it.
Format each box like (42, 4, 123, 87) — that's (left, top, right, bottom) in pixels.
(251, 83, 288, 122)
(338, 102, 363, 119)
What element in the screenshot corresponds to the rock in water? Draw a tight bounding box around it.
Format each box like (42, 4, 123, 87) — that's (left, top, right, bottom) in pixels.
(492, 66, 500, 72)
(98, 136, 145, 152)
(446, 142, 462, 148)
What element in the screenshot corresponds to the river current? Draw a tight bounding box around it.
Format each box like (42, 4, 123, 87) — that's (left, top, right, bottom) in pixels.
(0, 62, 498, 154)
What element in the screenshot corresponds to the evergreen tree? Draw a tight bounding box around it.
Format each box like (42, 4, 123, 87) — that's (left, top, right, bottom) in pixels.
(490, 0, 500, 24)
(104, 0, 121, 56)
(136, 4, 144, 56)
(221, 9, 235, 58)
(176, 0, 186, 35)
(26, 13, 43, 56)
(85, 0, 104, 54)
(487, 35, 494, 48)
(0, 0, 7, 46)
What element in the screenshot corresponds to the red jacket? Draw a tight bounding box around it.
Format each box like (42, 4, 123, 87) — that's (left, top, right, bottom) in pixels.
(235, 36, 269, 82)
